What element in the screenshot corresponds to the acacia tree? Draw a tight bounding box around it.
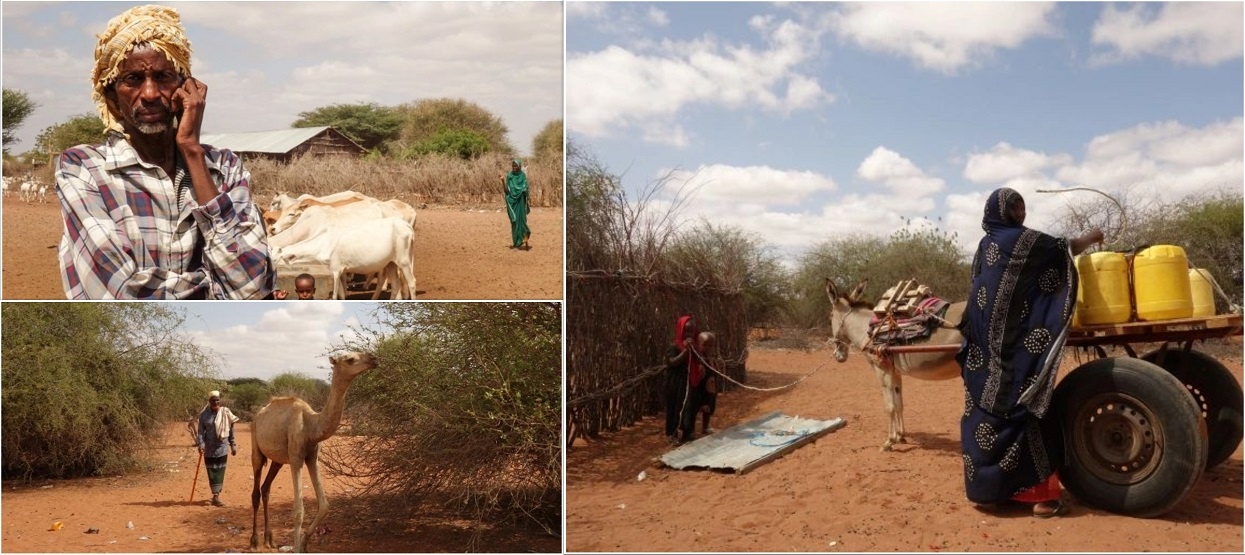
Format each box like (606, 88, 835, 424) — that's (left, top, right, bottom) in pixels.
(531, 118, 562, 161)
(34, 114, 106, 156)
(665, 221, 790, 328)
(323, 302, 561, 534)
(2, 304, 218, 479)
(3, 88, 38, 152)
(395, 98, 513, 156)
(291, 102, 402, 151)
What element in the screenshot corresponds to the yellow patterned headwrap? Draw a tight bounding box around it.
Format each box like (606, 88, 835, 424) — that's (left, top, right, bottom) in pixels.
(91, 5, 193, 135)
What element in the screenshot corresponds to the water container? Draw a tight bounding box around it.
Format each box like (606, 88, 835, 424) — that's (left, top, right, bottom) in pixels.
(1133, 245, 1193, 321)
(1189, 268, 1216, 318)
(1076, 252, 1131, 325)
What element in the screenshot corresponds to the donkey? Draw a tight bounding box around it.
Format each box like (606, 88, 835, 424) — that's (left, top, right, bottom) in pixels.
(825, 277, 966, 451)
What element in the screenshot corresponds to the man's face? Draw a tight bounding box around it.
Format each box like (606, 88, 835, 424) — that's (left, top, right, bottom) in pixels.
(294, 278, 316, 300)
(109, 48, 183, 136)
(209, 398, 220, 412)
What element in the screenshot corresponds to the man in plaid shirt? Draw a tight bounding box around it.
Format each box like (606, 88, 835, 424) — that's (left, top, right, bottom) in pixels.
(56, 5, 273, 299)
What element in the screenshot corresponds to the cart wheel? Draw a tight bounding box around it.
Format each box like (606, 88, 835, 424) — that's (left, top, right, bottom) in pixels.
(1052, 357, 1207, 518)
(1141, 348, 1244, 469)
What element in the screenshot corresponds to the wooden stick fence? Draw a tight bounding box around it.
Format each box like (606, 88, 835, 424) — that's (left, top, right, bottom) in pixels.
(566, 271, 748, 450)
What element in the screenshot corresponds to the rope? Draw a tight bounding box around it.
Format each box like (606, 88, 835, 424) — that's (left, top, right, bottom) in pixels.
(1036, 186, 1127, 245)
(692, 348, 822, 392)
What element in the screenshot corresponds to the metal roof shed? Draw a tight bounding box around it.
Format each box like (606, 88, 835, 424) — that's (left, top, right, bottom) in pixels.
(199, 126, 366, 163)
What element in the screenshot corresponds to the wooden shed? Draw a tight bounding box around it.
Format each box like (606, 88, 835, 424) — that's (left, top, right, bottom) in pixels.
(199, 126, 365, 163)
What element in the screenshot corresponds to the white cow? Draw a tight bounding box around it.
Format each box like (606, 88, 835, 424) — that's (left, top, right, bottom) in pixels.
(268, 202, 390, 248)
(2, 176, 11, 197)
(267, 195, 415, 237)
(272, 217, 416, 300)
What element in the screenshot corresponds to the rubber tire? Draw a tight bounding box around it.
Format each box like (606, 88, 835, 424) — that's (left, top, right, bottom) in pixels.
(1142, 348, 1244, 469)
(1051, 357, 1207, 518)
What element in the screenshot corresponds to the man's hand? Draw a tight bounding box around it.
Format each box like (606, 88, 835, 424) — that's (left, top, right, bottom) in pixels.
(231, 446, 237, 456)
(172, 77, 207, 154)
(197, 445, 204, 455)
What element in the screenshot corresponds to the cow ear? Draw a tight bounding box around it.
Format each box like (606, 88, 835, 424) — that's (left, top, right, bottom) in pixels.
(849, 279, 869, 303)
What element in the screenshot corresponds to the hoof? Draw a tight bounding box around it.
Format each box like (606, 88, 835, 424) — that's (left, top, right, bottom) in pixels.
(880, 443, 894, 452)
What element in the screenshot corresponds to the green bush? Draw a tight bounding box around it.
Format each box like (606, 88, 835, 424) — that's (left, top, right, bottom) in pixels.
(395, 98, 513, 156)
(2, 304, 217, 480)
(269, 372, 330, 410)
(324, 303, 561, 534)
(408, 129, 491, 160)
(790, 223, 971, 328)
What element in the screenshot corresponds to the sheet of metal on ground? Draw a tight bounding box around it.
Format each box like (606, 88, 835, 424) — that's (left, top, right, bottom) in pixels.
(660, 410, 847, 474)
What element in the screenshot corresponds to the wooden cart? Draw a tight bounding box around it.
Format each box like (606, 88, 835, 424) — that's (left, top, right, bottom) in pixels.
(885, 314, 1244, 518)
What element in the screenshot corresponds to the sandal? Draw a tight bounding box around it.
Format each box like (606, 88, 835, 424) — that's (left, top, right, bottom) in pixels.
(1032, 499, 1067, 518)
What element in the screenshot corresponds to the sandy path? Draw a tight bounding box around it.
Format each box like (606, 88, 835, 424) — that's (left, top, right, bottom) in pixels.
(1, 197, 563, 300)
(566, 340, 1244, 552)
(1, 423, 558, 553)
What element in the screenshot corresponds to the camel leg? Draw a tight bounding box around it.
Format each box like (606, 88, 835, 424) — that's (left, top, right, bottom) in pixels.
(260, 462, 283, 549)
(250, 454, 266, 550)
(302, 446, 328, 553)
(874, 364, 898, 451)
(290, 461, 306, 553)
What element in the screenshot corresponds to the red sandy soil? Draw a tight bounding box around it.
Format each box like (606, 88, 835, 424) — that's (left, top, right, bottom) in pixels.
(1, 423, 559, 553)
(1, 196, 562, 300)
(566, 338, 1244, 552)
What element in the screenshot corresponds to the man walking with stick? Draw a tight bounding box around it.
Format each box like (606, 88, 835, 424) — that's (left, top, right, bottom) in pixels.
(195, 390, 238, 507)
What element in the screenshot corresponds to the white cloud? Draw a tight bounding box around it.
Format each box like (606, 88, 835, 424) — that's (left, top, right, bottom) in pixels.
(3, 2, 563, 156)
(944, 118, 1245, 253)
(665, 164, 837, 205)
(830, 2, 1057, 73)
(1091, 3, 1244, 66)
(567, 15, 832, 143)
(964, 142, 1074, 184)
(856, 146, 945, 197)
(1058, 117, 1244, 201)
(647, 7, 670, 27)
(187, 303, 349, 381)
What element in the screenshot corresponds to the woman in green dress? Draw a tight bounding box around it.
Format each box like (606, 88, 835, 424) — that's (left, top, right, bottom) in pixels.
(501, 159, 531, 249)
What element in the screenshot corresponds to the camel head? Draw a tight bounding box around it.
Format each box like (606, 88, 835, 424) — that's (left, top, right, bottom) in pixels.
(329, 351, 378, 382)
(824, 277, 868, 363)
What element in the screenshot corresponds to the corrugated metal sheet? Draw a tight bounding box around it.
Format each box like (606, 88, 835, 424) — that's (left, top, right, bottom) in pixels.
(660, 411, 846, 474)
(199, 126, 332, 154)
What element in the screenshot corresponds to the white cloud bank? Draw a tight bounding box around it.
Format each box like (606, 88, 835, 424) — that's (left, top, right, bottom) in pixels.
(567, 11, 833, 146)
(829, 2, 1058, 74)
(1091, 3, 1244, 66)
(187, 303, 352, 381)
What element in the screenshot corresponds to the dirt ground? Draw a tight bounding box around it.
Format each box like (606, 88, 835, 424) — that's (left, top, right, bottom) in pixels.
(1, 422, 559, 553)
(1, 196, 562, 300)
(566, 338, 1245, 552)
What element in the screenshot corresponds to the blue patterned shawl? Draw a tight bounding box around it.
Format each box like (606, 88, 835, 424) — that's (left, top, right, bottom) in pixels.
(955, 187, 1078, 503)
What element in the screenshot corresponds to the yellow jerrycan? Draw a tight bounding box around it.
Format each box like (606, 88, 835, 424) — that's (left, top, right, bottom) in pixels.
(1133, 245, 1193, 321)
(1189, 268, 1216, 318)
(1075, 252, 1131, 325)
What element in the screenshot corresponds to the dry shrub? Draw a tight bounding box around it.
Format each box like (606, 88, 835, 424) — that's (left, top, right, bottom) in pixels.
(566, 140, 748, 446)
(245, 152, 562, 208)
(321, 303, 561, 544)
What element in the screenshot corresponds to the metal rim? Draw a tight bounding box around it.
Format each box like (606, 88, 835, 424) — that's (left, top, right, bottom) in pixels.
(1071, 391, 1164, 486)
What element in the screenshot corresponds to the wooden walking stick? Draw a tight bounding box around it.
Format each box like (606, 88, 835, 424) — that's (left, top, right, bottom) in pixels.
(189, 450, 202, 502)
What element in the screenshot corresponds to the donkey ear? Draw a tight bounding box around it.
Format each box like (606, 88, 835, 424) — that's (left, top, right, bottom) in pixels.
(824, 277, 840, 301)
(849, 279, 869, 303)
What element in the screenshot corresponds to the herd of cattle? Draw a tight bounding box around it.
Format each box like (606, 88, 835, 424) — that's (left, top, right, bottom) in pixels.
(2, 175, 48, 203)
(3, 173, 415, 300)
(263, 191, 419, 300)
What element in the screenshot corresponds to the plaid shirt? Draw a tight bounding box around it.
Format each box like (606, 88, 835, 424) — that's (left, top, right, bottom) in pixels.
(56, 133, 274, 299)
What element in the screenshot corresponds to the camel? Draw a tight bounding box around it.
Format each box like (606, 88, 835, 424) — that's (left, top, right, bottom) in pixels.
(825, 278, 965, 451)
(249, 351, 378, 553)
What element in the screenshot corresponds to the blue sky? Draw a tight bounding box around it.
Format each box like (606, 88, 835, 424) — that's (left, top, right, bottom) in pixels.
(566, 2, 1244, 263)
(177, 301, 379, 381)
(3, 1, 563, 157)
